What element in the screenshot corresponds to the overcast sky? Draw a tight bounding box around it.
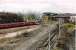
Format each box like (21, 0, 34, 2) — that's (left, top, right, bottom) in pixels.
(0, 0, 76, 13)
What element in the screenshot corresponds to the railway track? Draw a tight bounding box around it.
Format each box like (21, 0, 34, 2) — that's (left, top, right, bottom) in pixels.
(0, 22, 58, 50)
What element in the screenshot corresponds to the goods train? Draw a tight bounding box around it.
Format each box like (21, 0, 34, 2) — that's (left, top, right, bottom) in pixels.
(0, 12, 39, 29)
(0, 22, 39, 29)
